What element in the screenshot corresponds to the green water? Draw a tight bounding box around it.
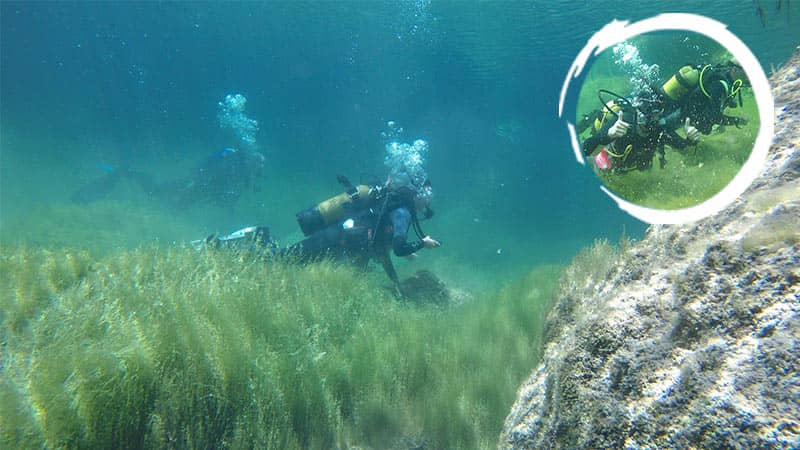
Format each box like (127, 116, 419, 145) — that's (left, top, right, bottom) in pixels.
(1, 1, 796, 448)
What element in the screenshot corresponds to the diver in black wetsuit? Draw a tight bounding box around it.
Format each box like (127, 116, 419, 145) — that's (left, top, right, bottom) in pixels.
(631, 64, 748, 144)
(291, 177, 439, 285)
(71, 147, 265, 208)
(203, 174, 441, 288)
(581, 63, 748, 173)
(582, 100, 699, 173)
(162, 147, 265, 208)
(668, 64, 748, 135)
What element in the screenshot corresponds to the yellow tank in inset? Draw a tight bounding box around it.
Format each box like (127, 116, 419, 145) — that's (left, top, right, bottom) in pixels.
(662, 65, 700, 101)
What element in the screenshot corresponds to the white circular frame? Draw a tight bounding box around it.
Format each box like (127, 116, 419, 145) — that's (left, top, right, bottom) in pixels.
(559, 13, 774, 224)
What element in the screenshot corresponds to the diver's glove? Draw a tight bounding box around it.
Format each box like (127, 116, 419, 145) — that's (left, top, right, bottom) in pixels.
(684, 118, 701, 144)
(608, 116, 631, 139)
(734, 116, 748, 128)
(421, 236, 442, 249)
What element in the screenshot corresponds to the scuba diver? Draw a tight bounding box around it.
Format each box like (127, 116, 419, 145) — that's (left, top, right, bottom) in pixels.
(581, 62, 748, 173)
(639, 63, 748, 137)
(581, 91, 700, 173)
(71, 147, 266, 208)
(673, 64, 748, 134)
(197, 172, 441, 290)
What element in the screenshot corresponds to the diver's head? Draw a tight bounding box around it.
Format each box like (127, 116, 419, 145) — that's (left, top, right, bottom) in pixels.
(577, 112, 596, 134)
(414, 179, 434, 219)
(706, 79, 731, 108)
(634, 103, 663, 136)
(635, 112, 654, 136)
(699, 66, 741, 111)
(246, 150, 267, 177)
(388, 172, 434, 218)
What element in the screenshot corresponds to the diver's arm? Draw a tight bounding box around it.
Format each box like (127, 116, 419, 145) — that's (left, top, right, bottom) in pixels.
(720, 115, 746, 128)
(663, 128, 691, 150)
(582, 120, 615, 156)
(660, 108, 685, 132)
(389, 208, 426, 257)
(377, 251, 401, 285)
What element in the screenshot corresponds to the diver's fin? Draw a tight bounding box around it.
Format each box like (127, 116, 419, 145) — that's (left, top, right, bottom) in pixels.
(70, 166, 125, 204)
(70, 164, 149, 203)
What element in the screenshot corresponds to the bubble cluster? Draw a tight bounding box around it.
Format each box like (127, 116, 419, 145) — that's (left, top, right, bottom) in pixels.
(380, 120, 404, 141)
(218, 94, 259, 150)
(383, 121, 429, 191)
(612, 41, 661, 101)
(395, 0, 432, 41)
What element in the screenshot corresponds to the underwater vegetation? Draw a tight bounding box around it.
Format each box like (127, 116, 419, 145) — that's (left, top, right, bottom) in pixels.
(0, 244, 561, 449)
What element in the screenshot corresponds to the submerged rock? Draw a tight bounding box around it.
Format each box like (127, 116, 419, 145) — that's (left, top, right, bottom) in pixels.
(400, 269, 451, 305)
(501, 51, 800, 449)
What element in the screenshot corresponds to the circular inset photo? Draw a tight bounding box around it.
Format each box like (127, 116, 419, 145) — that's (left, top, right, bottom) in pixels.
(576, 31, 759, 211)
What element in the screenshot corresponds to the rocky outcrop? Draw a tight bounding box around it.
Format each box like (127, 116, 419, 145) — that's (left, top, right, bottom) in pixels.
(501, 51, 800, 448)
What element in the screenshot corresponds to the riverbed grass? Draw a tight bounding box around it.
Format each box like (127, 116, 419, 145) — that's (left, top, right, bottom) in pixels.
(1, 244, 559, 449)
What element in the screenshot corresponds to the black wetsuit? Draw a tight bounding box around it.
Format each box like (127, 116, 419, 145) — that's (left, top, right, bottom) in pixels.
(166, 148, 260, 208)
(679, 89, 744, 135)
(71, 148, 262, 208)
(582, 109, 692, 172)
(287, 197, 425, 284)
(658, 68, 746, 135)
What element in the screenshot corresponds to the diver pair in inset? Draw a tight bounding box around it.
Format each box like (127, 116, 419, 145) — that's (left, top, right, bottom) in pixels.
(580, 63, 748, 173)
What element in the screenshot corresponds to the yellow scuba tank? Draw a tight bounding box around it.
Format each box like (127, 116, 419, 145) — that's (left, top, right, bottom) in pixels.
(662, 65, 700, 101)
(296, 185, 378, 236)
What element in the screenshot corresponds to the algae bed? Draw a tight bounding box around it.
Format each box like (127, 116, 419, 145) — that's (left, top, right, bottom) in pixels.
(1, 241, 564, 448)
(4, 2, 792, 448)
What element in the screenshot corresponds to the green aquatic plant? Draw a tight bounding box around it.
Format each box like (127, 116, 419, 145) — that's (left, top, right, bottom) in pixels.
(0, 247, 92, 335)
(558, 238, 620, 298)
(1, 244, 561, 449)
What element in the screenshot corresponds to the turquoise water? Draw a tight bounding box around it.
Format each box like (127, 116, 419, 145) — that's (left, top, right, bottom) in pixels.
(0, 2, 797, 447)
(2, 1, 796, 285)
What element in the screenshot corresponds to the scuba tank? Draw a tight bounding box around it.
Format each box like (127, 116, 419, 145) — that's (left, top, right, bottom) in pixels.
(296, 179, 381, 236)
(661, 65, 700, 101)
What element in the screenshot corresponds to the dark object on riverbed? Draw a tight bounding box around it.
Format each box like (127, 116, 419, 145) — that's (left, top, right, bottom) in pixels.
(400, 270, 450, 305)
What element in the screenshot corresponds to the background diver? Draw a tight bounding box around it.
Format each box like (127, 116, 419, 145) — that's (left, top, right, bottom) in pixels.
(71, 147, 266, 208)
(197, 173, 442, 291)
